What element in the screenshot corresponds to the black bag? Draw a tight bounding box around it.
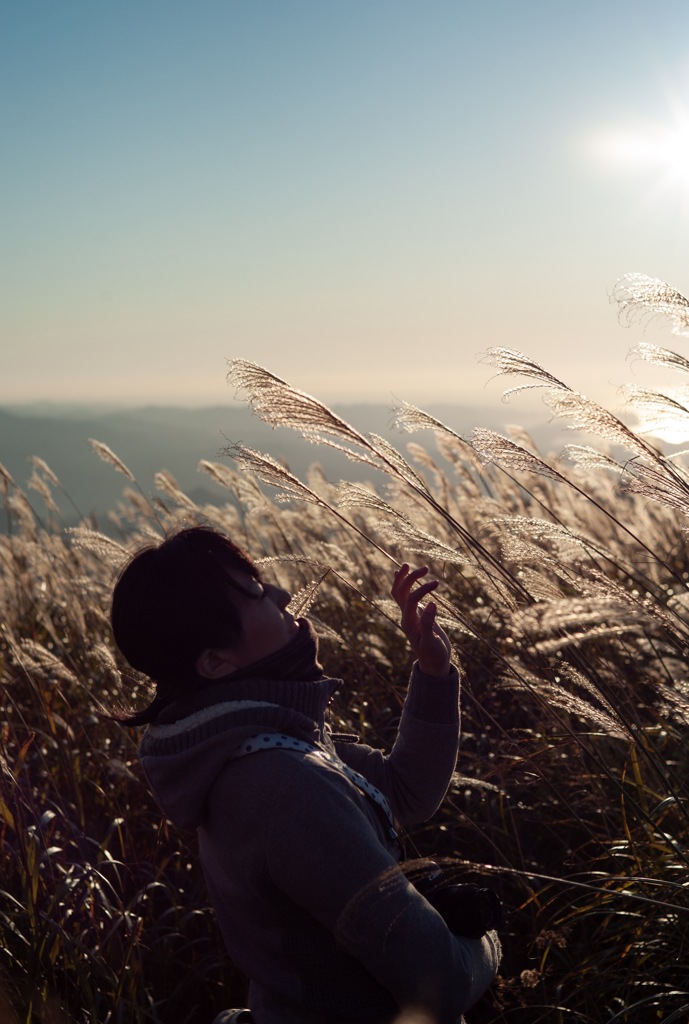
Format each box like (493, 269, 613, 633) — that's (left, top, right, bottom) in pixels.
(411, 864, 502, 939)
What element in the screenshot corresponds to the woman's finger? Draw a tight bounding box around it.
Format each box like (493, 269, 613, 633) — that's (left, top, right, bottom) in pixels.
(392, 564, 427, 595)
(405, 579, 438, 605)
(392, 565, 432, 605)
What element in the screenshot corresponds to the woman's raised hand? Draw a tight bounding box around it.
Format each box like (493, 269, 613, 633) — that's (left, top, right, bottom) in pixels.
(391, 564, 452, 677)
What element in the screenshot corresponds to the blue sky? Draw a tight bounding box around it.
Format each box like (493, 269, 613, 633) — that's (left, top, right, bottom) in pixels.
(4, 1, 689, 412)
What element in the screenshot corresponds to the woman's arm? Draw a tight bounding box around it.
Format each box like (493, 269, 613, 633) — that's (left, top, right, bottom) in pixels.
(265, 756, 500, 1022)
(335, 564, 462, 824)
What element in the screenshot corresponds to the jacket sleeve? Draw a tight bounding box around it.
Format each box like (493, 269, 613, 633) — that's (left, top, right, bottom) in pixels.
(264, 754, 500, 1022)
(334, 662, 461, 825)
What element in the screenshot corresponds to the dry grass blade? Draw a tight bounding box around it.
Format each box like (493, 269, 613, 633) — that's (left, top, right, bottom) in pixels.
(336, 483, 467, 566)
(289, 569, 332, 618)
(66, 528, 128, 564)
(535, 681, 629, 739)
(481, 347, 571, 390)
(505, 424, 540, 450)
(6, 490, 38, 534)
(534, 624, 643, 654)
(198, 460, 238, 489)
(299, 432, 392, 475)
(392, 402, 471, 450)
(622, 384, 689, 439)
(613, 274, 689, 336)
(515, 567, 566, 601)
(377, 518, 468, 566)
(256, 553, 333, 573)
(562, 446, 624, 475)
(27, 472, 60, 515)
(471, 429, 563, 480)
(335, 482, 396, 515)
(404, 443, 438, 470)
(227, 360, 369, 449)
(229, 472, 277, 513)
(543, 391, 652, 459)
(656, 676, 689, 727)
(556, 662, 620, 716)
(367, 434, 430, 491)
(621, 460, 689, 516)
(18, 639, 79, 687)
(88, 440, 135, 481)
(29, 457, 60, 487)
(0, 462, 16, 486)
(491, 515, 597, 568)
(154, 471, 198, 510)
(583, 568, 689, 641)
(514, 593, 652, 644)
(629, 342, 689, 376)
(393, 404, 486, 477)
(229, 363, 430, 486)
(224, 444, 323, 504)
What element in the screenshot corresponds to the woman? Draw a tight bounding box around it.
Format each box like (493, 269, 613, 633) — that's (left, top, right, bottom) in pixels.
(110, 526, 500, 1023)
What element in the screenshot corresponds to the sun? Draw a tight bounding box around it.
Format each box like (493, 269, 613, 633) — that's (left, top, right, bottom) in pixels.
(590, 88, 689, 217)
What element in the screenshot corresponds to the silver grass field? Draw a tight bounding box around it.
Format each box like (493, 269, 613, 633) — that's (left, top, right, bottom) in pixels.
(1, 275, 689, 1023)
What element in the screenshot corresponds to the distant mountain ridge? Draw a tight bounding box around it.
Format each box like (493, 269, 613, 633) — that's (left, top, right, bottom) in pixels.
(0, 400, 553, 530)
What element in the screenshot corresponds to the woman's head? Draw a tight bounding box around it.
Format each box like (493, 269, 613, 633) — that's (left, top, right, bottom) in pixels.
(111, 526, 261, 691)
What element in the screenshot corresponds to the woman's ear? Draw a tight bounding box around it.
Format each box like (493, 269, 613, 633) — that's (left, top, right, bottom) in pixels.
(195, 647, 238, 679)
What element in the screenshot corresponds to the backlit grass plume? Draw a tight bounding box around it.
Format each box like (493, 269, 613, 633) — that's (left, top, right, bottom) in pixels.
(614, 272, 689, 336)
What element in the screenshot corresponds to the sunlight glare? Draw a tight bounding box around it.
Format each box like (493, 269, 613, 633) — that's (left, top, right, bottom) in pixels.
(589, 89, 689, 218)
(597, 121, 689, 169)
(631, 384, 689, 444)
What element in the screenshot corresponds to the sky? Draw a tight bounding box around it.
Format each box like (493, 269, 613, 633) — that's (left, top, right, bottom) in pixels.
(4, 0, 689, 417)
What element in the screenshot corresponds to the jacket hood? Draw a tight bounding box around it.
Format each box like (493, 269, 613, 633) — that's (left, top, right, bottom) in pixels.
(138, 675, 340, 829)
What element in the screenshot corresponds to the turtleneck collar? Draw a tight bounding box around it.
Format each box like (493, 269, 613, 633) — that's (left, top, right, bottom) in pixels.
(150, 617, 328, 725)
(152, 621, 335, 729)
(226, 617, 323, 683)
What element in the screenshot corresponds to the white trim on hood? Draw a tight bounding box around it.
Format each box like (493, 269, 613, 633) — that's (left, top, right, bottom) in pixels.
(147, 700, 281, 739)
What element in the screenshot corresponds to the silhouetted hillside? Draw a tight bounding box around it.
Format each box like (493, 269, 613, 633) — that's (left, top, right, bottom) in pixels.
(0, 401, 554, 531)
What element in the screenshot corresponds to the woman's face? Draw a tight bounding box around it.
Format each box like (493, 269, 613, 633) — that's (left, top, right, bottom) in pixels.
(224, 571, 299, 669)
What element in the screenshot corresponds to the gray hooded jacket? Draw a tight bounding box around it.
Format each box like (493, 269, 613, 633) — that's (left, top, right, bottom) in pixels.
(138, 666, 500, 1023)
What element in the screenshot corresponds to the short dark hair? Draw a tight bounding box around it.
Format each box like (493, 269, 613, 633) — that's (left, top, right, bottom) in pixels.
(110, 526, 259, 724)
